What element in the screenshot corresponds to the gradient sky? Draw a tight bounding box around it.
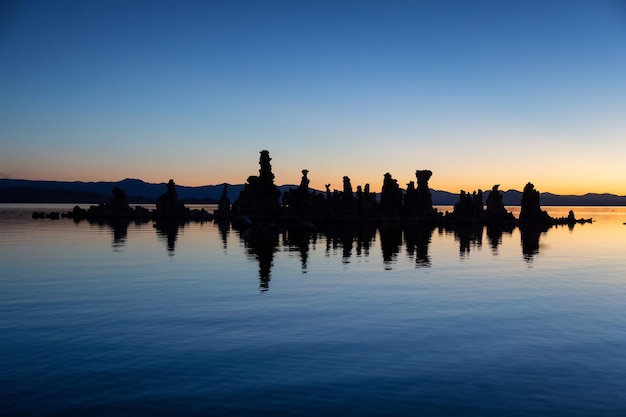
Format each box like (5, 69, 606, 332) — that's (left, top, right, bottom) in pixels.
(2, 0, 625, 195)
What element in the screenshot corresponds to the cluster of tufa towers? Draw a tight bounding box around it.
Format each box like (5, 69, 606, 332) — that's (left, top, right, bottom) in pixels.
(219, 150, 583, 226)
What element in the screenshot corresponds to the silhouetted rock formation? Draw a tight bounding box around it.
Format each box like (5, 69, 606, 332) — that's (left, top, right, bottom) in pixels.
(380, 173, 402, 218)
(519, 182, 553, 223)
(155, 179, 188, 218)
(341, 176, 354, 202)
(31, 150, 593, 232)
(485, 185, 515, 223)
(362, 184, 379, 220)
(232, 150, 282, 221)
(403, 181, 417, 217)
(556, 209, 592, 226)
(378, 170, 437, 221)
(283, 169, 318, 218)
(214, 184, 231, 220)
(516, 182, 592, 231)
(37, 180, 212, 222)
(446, 190, 485, 223)
(223, 151, 593, 227)
(85, 187, 134, 219)
(32, 211, 61, 219)
(153, 180, 212, 220)
(69, 205, 88, 220)
(415, 170, 436, 219)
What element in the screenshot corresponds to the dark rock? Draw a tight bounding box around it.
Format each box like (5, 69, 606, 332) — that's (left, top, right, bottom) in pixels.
(485, 185, 515, 223)
(519, 182, 552, 223)
(415, 170, 437, 220)
(66, 205, 88, 220)
(45, 211, 60, 219)
(232, 150, 282, 220)
(286, 170, 314, 216)
(155, 179, 189, 218)
(86, 187, 133, 219)
(380, 173, 402, 218)
(214, 184, 231, 220)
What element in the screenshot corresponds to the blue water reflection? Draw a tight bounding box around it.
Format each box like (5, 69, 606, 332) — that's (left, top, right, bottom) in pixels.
(1, 206, 626, 416)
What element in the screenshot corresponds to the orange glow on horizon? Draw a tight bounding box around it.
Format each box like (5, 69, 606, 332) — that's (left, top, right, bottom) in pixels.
(6, 170, 625, 197)
(3, 148, 624, 197)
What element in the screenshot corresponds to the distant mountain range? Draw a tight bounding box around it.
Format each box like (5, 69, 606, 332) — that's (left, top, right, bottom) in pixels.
(1, 178, 625, 206)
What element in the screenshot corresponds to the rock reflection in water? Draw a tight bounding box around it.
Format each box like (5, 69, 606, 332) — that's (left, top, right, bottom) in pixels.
(519, 223, 551, 262)
(449, 224, 484, 259)
(154, 219, 186, 256)
(215, 220, 230, 251)
(486, 224, 515, 255)
(404, 224, 434, 267)
(239, 225, 279, 292)
(93, 219, 131, 249)
(233, 220, 589, 287)
(380, 224, 403, 269)
(74, 214, 585, 290)
(282, 226, 314, 273)
(321, 223, 376, 265)
(105, 219, 130, 249)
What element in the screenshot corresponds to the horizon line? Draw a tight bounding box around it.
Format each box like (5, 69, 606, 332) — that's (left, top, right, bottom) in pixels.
(1, 177, 625, 198)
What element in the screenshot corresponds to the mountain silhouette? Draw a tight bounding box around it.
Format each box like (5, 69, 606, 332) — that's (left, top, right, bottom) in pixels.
(1, 178, 625, 205)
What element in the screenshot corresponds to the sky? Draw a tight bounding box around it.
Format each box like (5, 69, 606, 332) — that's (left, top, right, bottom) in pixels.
(1, 0, 625, 195)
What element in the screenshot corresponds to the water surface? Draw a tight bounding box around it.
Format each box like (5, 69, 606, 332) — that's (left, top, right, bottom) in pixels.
(1, 205, 626, 416)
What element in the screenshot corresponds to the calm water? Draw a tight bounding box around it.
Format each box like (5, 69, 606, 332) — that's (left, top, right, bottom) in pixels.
(1, 205, 626, 416)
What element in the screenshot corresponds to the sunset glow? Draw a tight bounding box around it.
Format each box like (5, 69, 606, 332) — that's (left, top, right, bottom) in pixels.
(1, 1, 625, 195)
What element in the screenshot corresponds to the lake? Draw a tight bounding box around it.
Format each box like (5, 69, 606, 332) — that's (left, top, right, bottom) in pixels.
(1, 204, 626, 416)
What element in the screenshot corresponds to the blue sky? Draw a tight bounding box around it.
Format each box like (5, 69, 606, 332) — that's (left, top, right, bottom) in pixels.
(2, 0, 625, 194)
